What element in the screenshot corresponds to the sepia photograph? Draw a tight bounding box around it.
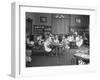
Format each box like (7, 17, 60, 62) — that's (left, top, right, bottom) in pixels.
(25, 12, 90, 67)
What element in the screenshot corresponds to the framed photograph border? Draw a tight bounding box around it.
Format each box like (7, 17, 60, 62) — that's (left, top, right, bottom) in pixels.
(11, 2, 97, 78)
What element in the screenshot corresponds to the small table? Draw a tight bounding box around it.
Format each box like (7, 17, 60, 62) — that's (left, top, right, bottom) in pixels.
(69, 40, 77, 49)
(74, 53, 89, 65)
(50, 43, 63, 56)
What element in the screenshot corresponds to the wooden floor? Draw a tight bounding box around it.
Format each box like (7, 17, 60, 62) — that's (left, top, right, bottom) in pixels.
(26, 49, 76, 67)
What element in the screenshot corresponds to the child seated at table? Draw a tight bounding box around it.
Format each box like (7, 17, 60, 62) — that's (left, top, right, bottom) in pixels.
(53, 35, 59, 44)
(44, 34, 52, 52)
(76, 35, 83, 48)
(61, 35, 70, 49)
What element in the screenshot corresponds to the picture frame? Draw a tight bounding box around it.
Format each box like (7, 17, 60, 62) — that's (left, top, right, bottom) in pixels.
(11, 2, 96, 78)
(40, 16, 47, 23)
(75, 17, 81, 24)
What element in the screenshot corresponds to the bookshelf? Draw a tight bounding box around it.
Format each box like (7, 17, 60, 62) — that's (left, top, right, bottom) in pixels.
(32, 25, 52, 40)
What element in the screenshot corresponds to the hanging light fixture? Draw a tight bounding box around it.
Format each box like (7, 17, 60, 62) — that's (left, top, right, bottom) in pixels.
(55, 15, 59, 18)
(61, 15, 64, 18)
(55, 14, 64, 18)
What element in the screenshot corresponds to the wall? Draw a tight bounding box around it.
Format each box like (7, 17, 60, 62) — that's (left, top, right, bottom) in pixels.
(26, 13, 35, 35)
(52, 14, 89, 34)
(26, 13, 70, 34)
(34, 13, 52, 26)
(52, 14, 70, 34)
(70, 15, 89, 28)
(26, 13, 90, 35)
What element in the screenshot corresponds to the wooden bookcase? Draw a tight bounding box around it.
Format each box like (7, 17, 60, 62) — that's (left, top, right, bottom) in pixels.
(32, 25, 52, 40)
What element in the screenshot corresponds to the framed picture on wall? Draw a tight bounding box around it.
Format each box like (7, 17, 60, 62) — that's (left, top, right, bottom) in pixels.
(75, 17, 81, 24)
(40, 16, 47, 23)
(11, 2, 96, 78)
